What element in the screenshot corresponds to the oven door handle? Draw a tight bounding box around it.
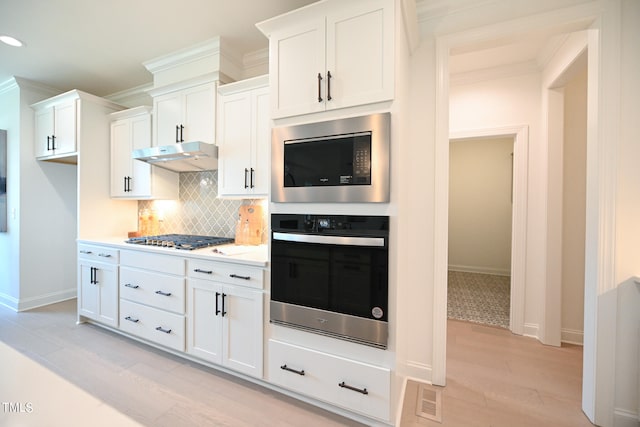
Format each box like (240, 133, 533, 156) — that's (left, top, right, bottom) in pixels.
(272, 232, 385, 247)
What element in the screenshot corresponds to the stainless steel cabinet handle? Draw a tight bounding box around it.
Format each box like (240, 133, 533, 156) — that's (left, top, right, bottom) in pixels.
(230, 274, 250, 281)
(273, 232, 385, 247)
(338, 382, 368, 395)
(155, 326, 171, 334)
(125, 316, 139, 323)
(124, 283, 139, 289)
(194, 268, 213, 275)
(155, 290, 172, 297)
(79, 250, 92, 254)
(98, 253, 111, 258)
(280, 365, 305, 376)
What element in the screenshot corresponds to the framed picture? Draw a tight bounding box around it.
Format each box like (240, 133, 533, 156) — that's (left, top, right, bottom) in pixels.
(0, 129, 6, 232)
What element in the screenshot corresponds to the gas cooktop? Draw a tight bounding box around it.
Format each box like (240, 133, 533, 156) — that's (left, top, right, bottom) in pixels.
(125, 234, 234, 250)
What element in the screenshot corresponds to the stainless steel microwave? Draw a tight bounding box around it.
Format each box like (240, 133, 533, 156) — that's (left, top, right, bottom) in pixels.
(271, 113, 390, 203)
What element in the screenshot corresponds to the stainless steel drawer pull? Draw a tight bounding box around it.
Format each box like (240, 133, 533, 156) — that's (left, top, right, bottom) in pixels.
(155, 290, 172, 297)
(155, 326, 172, 334)
(280, 365, 305, 376)
(79, 250, 92, 254)
(194, 268, 213, 274)
(338, 382, 368, 395)
(230, 274, 250, 281)
(98, 253, 112, 258)
(124, 316, 139, 323)
(124, 284, 139, 289)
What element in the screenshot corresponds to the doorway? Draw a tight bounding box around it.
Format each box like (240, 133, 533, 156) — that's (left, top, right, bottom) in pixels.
(447, 136, 514, 329)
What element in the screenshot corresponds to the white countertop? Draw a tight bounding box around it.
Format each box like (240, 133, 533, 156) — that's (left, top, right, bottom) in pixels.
(78, 238, 269, 267)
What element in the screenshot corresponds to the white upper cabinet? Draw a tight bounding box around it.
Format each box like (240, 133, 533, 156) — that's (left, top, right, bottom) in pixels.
(258, 0, 394, 119)
(153, 82, 216, 146)
(110, 107, 178, 199)
(217, 76, 270, 197)
(34, 96, 77, 159)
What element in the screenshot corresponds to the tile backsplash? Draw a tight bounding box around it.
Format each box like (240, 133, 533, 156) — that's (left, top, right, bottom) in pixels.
(138, 171, 265, 238)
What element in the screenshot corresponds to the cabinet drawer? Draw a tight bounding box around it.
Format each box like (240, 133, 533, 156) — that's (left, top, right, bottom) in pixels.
(120, 250, 185, 275)
(78, 244, 118, 264)
(120, 267, 185, 314)
(188, 259, 263, 289)
(120, 299, 185, 352)
(268, 339, 390, 421)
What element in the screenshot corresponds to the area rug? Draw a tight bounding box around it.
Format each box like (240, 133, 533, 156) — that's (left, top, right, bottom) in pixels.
(447, 270, 510, 329)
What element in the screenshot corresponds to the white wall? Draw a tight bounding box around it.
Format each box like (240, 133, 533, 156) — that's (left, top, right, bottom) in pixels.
(449, 72, 543, 333)
(613, 0, 640, 422)
(0, 82, 21, 304)
(561, 67, 587, 344)
(448, 137, 513, 275)
(0, 78, 78, 311)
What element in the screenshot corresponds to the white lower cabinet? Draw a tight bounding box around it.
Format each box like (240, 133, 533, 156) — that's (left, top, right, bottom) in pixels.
(187, 260, 264, 379)
(268, 339, 391, 422)
(119, 250, 186, 351)
(78, 244, 119, 327)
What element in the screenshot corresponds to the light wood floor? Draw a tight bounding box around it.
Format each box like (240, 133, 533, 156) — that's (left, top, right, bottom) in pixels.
(0, 299, 365, 427)
(400, 320, 595, 427)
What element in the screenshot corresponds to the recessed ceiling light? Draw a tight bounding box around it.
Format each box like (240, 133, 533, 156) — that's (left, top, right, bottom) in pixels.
(0, 35, 24, 47)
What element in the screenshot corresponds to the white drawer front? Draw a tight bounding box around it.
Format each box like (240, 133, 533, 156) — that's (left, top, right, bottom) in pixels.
(120, 250, 185, 275)
(268, 340, 390, 421)
(78, 244, 118, 264)
(120, 267, 185, 314)
(188, 259, 264, 289)
(120, 299, 185, 352)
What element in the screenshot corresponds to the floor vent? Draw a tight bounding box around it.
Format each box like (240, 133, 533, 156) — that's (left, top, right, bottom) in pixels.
(415, 383, 442, 423)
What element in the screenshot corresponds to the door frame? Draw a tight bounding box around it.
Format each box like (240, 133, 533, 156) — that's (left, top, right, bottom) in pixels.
(431, 2, 620, 425)
(449, 126, 528, 337)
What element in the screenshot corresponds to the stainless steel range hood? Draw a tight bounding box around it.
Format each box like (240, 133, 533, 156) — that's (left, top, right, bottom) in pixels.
(132, 141, 218, 173)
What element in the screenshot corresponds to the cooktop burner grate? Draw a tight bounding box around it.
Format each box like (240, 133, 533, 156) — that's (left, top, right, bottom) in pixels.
(125, 234, 234, 250)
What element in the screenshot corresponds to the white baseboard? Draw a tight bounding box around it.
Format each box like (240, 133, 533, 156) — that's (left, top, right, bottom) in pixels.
(614, 408, 639, 427)
(16, 289, 76, 312)
(561, 328, 584, 345)
(448, 265, 511, 276)
(523, 323, 539, 339)
(0, 293, 20, 311)
(399, 360, 433, 384)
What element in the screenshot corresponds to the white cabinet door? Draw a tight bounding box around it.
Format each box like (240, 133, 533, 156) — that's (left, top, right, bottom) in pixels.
(182, 83, 216, 144)
(79, 260, 118, 327)
(154, 92, 182, 146)
(110, 120, 132, 197)
(325, 0, 394, 111)
(34, 107, 55, 157)
(269, 19, 326, 119)
(129, 114, 153, 196)
(218, 91, 253, 195)
(53, 100, 77, 155)
(251, 87, 270, 195)
(221, 285, 263, 378)
(187, 278, 223, 364)
(217, 80, 270, 197)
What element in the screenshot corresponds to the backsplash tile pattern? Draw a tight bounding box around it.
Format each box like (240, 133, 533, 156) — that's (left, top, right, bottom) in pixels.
(139, 171, 257, 238)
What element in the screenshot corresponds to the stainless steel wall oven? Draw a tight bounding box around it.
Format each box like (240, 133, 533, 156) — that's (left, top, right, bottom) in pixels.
(270, 214, 389, 348)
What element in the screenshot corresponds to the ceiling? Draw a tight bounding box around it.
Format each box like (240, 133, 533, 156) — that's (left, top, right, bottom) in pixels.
(0, 0, 317, 96)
